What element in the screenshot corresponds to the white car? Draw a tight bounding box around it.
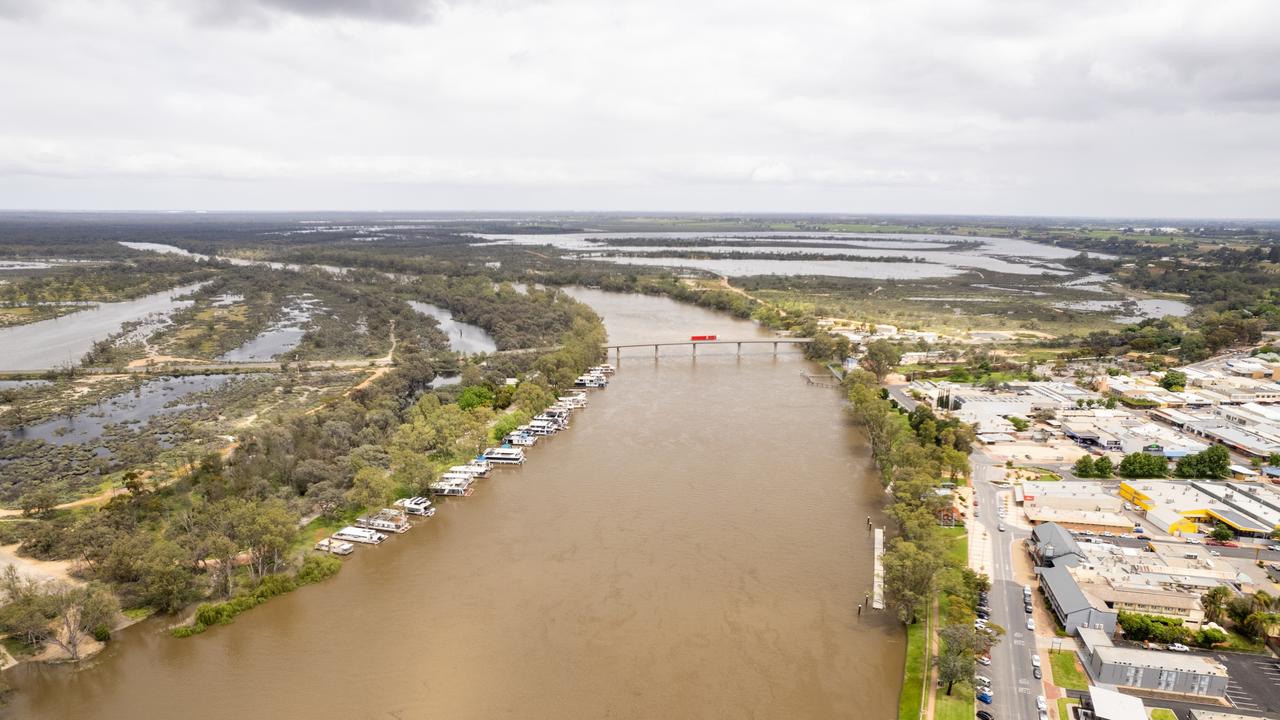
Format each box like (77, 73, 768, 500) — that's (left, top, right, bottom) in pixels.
(1026, 618, 1036, 631)
(1036, 696, 1047, 711)
(1031, 653, 1041, 668)
(975, 675, 992, 686)
(1169, 643, 1190, 652)
(978, 655, 992, 666)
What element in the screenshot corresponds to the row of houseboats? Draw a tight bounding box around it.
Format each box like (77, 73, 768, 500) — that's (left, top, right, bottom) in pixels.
(314, 365, 614, 556)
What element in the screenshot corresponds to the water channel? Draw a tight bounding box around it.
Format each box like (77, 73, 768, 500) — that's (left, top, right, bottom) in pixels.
(3, 289, 899, 720)
(408, 300, 499, 354)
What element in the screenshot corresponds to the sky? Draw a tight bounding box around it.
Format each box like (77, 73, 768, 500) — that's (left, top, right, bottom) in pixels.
(0, 0, 1277, 217)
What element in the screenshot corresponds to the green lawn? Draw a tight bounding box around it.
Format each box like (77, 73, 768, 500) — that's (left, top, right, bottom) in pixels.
(898, 619, 929, 720)
(940, 525, 968, 568)
(1049, 649, 1089, 691)
(934, 681, 975, 720)
(1222, 629, 1267, 653)
(1057, 697, 1079, 720)
(1148, 709, 1177, 720)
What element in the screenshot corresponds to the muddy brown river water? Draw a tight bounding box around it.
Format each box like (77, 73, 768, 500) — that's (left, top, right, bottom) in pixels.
(2, 289, 901, 720)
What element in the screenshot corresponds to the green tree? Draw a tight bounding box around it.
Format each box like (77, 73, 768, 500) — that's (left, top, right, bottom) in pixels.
(882, 538, 942, 625)
(1175, 445, 1230, 479)
(1118, 452, 1168, 478)
(1160, 370, 1187, 391)
(457, 385, 495, 411)
(141, 540, 200, 614)
(1093, 455, 1114, 478)
(1209, 524, 1235, 542)
(1201, 586, 1232, 624)
(347, 466, 396, 510)
(1073, 455, 1096, 478)
(1008, 416, 1030, 432)
(861, 340, 901, 382)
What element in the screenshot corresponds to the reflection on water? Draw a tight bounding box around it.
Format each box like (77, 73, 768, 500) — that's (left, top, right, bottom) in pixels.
(408, 301, 498, 354)
(0, 282, 207, 371)
(2, 290, 899, 720)
(219, 296, 320, 362)
(2, 375, 231, 446)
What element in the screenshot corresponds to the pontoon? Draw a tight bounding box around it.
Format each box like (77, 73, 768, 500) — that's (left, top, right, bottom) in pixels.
(332, 526, 387, 544)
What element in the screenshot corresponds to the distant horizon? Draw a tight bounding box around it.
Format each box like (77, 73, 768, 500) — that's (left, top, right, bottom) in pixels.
(0, 208, 1278, 226)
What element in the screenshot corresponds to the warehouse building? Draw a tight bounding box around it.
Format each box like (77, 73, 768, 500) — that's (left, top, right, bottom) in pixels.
(1078, 627, 1229, 698)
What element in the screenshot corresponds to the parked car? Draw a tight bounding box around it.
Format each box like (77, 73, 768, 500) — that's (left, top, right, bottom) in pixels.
(1032, 666, 1042, 679)
(1025, 603, 1033, 614)
(1169, 643, 1190, 652)
(998, 522, 1006, 532)
(975, 675, 992, 686)
(1031, 653, 1041, 668)
(978, 655, 992, 666)
(976, 711, 994, 720)
(977, 692, 993, 705)
(1026, 618, 1035, 631)
(1036, 696, 1047, 711)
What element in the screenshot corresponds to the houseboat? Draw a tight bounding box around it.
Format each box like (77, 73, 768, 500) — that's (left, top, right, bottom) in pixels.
(573, 374, 607, 388)
(355, 508, 412, 534)
(558, 393, 588, 408)
(428, 478, 471, 496)
(590, 364, 616, 375)
(332, 526, 387, 545)
(314, 538, 355, 555)
(483, 446, 526, 464)
(504, 431, 537, 446)
(466, 458, 492, 477)
(393, 496, 436, 517)
(527, 419, 560, 436)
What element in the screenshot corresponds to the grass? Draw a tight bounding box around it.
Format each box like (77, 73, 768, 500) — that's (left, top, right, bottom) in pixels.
(940, 525, 968, 568)
(1148, 709, 1177, 720)
(122, 607, 156, 621)
(934, 681, 975, 720)
(898, 619, 929, 720)
(1057, 696, 1080, 720)
(1049, 649, 1089, 691)
(0, 636, 37, 659)
(1221, 629, 1268, 653)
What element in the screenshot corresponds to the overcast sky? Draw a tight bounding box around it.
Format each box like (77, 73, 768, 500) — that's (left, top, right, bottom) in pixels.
(0, 0, 1276, 217)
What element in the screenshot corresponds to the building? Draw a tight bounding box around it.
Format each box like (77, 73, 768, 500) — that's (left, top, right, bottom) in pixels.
(1119, 480, 1280, 537)
(1030, 522, 1086, 566)
(1078, 627, 1229, 698)
(1036, 563, 1118, 635)
(1086, 686, 1147, 720)
(1023, 481, 1123, 513)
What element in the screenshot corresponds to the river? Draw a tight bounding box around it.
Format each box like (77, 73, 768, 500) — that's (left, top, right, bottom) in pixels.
(2, 289, 900, 720)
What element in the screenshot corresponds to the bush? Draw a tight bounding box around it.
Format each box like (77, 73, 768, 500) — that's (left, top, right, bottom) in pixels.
(92, 624, 111, 642)
(1194, 628, 1227, 647)
(297, 554, 342, 585)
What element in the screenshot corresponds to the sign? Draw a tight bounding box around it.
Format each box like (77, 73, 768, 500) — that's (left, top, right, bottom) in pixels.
(690, 335, 717, 341)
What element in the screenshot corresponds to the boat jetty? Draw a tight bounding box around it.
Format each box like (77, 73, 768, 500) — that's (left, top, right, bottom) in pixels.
(314, 370, 610, 558)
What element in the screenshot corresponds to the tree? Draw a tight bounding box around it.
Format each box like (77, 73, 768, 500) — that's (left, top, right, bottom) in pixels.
(1093, 456, 1114, 479)
(1118, 452, 1168, 478)
(457, 385, 495, 411)
(1175, 445, 1230, 479)
(140, 540, 200, 614)
(882, 538, 942, 625)
(1209, 524, 1235, 542)
(19, 486, 60, 517)
(0, 566, 119, 661)
(1008, 416, 1030, 432)
(1073, 455, 1096, 478)
(1202, 586, 1232, 624)
(347, 466, 396, 510)
(861, 340, 901, 382)
(1160, 370, 1187, 391)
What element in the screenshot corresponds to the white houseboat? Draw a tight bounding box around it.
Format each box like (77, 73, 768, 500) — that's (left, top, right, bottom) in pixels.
(590, 364, 616, 375)
(393, 496, 436, 517)
(527, 419, 560, 435)
(355, 508, 412, 534)
(573, 374, 607, 388)
(483, 446, 526, 464)
(466, 458, 493, 477)
(332, 526, 387, 545)
(504, 431, 537, 446)
(314, 538, 355, 555)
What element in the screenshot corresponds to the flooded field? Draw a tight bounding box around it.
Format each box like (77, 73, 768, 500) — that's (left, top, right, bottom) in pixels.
(3, 290, 898, 720)
(408, 300, 499, 354)
(0, 282, 207, 371)
(219, 295, 321, 362)
(2, 375, 231, 447)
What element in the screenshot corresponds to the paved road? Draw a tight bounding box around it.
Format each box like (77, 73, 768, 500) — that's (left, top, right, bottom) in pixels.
(972, 453, 1042, 720)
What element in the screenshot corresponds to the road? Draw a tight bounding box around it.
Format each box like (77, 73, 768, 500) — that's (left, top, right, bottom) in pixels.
(971, 451, 1042, 720)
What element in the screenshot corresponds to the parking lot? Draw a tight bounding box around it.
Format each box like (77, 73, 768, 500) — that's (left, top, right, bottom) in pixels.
(1218, 653, 1280, 716)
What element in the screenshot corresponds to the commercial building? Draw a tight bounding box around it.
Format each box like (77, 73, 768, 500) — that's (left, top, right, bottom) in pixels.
(1086, 686, 1147, 720)
(1036, 563, 1118, 635)
(1078, 627, 1229, 698)
(1120, 480, 1280, 537)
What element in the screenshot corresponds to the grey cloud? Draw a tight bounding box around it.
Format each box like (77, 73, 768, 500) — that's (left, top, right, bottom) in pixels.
(193, 0, 444, 24)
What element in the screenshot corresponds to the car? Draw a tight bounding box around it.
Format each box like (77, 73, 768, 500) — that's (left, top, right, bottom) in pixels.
(1209, 550, 1221, 556)
(977, 692, 993, 705)
(1031, 653, 1041, 668)
(1026, 618, 1035, 631)
(1024, 603, 1033, 614)
(997, 522, 1006, 532)
(976, 711, 994, 720)
(1101, 531, 1115, 537)
(978, 655, 992, 666)
(1186, 538, 1201, 544)
(1032, 667, 1042, 679)
(1169, 643, 1190, 652)
(1023, 585, 1033, 597)
(1036, 696, 1047, 711)
(977, 685, 992, 697)
(975, 675, 992, 686)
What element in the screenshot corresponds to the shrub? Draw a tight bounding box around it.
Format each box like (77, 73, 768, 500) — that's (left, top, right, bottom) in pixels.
(92, 625, 111, 642)
(297, 554, 342, 585)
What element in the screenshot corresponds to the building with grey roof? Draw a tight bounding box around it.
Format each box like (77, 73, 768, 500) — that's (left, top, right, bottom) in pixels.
(1077, 627, 1229, 698)
(1030, 522, 1086, 567)
(1036, 564, 1117, 635)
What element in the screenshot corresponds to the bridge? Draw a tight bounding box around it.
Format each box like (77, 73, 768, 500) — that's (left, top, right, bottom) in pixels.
(603, 338, 813, 359)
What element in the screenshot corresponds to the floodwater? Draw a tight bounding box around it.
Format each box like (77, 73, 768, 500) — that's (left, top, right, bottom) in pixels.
(219, 295, 321, 362)
(1054, 297, 1191, 322)
(0, 282, 207, 371)
(408, 300, 499, 354)
(2, 375, 230, 447)
(3, 290, 899, 720)
(475, 230, 1103, 278)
